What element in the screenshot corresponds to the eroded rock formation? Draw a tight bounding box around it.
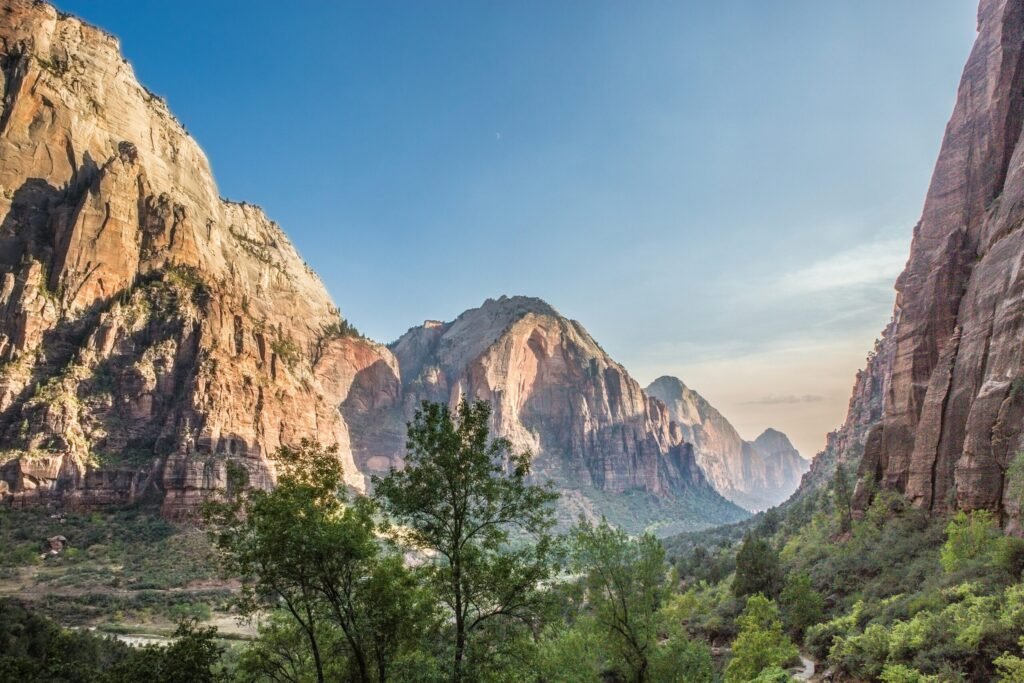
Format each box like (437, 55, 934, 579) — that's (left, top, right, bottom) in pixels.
(646, 376, 807, 511)
(854, 0, 1024, 528)
(344, 296, 748, 532)
(0, 0, 396, 515)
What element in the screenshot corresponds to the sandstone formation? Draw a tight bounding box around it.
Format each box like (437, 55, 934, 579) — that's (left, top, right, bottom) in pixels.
(0, 3, 744, 534)
(344, 296, 748, 532)
(852, 0, 1024, 529)
(783, 324, 897, 501)
(645, 376, 807, 511)
(0, 0, 396, 515)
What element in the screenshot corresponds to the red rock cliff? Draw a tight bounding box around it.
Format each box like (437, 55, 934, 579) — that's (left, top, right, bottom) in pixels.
(0, 0, 396, 514)
(857, 0, 1024, 527)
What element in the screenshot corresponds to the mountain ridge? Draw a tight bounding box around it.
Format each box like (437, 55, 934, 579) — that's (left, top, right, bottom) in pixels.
(645, 375, 807, 511)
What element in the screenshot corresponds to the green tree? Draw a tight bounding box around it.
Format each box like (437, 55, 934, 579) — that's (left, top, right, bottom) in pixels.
(733, 534, 782, 599)
(725, 594, 799, 683)
(833, 464, 854, 534)
(995, 637, 1024, 683)
(940, 509, 1001, 574)
(780, 571, 824, 640)
(571, 519, 710, 683)
(107, 618, 227, 683)
(207, 440, 431, 683)
(373, 399, 560, 682)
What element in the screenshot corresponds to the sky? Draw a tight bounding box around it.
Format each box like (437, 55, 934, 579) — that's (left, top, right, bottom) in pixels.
(56, 1, 979, 459)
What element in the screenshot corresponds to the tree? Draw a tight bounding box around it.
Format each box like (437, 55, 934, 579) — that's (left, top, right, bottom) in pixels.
(107, 618, 228, 683)
(940, 509, 1001, 574)
(207, 440, 431, 683)
(571, 519, 713, 683)
(780, 571, 824, 640)
(733, 534, 782, 599)
(373, 399, 560, 682)
(833, 464, 855, 534)
(725, 594, 799, 683)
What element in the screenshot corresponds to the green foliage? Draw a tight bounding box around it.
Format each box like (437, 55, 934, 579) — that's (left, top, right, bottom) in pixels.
(105, 618, 228, 683)
(941, 510, 1002, 574)
(269, 332, 302, 370)
(880, 663, 939, 682)
(373, 399, 560, 682)
(995, 638, 1024, 683)
(532, 619, 605, 683)
(733, 533, 782, 599)
(779, 571, 824, 640)
(724, 594, 799, 683)
(207, 439, 433, 683)
(321, 317, 363, 340)
(0, 601, 228, 682)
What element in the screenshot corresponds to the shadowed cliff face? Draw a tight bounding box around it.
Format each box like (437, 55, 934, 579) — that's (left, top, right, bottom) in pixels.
(854, 0, 1024, 529)
(645, 376, 807, 511)
(0, 0, 397, 514)
(343, 296, 749, 532)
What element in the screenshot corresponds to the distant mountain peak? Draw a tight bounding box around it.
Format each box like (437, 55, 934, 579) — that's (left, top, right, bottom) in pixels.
(646, 376, 807, 511)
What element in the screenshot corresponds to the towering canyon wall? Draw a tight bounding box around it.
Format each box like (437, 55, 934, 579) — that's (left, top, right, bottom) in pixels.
(0, 0, 397, 515)
(855, 0, 1024, 528)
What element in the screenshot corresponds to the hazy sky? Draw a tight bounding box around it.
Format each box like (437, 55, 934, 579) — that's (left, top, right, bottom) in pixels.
(58, 1, 978, 459)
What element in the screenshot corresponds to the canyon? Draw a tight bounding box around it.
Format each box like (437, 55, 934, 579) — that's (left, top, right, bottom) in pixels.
(0, 0, 805, 533)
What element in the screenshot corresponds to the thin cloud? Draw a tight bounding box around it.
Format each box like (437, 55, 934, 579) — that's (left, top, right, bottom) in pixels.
(778, 238, 908, 295)
(743, 393, 824, 405)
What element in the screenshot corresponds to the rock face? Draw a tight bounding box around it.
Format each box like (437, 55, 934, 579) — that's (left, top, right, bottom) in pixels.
(345, 296, 748, 532)
(0, 4, 744, 533)
(645, 376, 807, 511)
(855, 0, 1024, 528)
(793, 324, 897, 499)
(0, 0, 396, 515)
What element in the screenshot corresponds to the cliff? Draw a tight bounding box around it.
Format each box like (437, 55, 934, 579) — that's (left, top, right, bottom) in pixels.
(0, 0, 397, 515)
(346, 296, 748, 532)
(852, 0, 1024, 528)
(646, 376, 807, 511)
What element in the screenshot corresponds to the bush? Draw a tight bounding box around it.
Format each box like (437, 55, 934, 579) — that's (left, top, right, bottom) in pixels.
(725, 595, 798, 683)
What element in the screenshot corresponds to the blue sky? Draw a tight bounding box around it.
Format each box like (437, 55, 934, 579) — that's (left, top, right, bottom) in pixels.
(56, 1, 978, 457)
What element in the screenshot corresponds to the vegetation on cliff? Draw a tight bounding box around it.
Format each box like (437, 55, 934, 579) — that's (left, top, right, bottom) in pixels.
(664, 462, 1024, 681)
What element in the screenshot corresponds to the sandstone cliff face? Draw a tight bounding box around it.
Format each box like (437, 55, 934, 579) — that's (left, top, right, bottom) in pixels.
(853, 0, 1024, 528)
(0, 0, 396, 514)
(345, 296, 747, 532)
(645, 376, 807, 511)
(792, 324, 897, 500)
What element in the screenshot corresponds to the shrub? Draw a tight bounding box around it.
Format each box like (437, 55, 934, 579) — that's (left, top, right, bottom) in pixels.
(725, 595, 798, 683)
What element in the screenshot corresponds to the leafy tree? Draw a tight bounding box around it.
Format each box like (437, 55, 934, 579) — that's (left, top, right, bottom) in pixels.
(533, 619, 605, 683)
(780, 571, 824, 640)
(571, 519, 712, 682)
(207, 440, 431, 683)
(833, 464, 854, 534)
(733, 534, 782, 599)
(373, 399, 560, 682)
(940, 510, 1001, 574)
(107, 618, 228, 683)
(995, 637, 1024, 683)
(725, 594, 799, 683)
(649, 622, 715, 683)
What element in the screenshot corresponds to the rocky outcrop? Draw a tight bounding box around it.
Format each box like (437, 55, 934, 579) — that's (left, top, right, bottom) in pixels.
(646, 376, 807, 511)
(0, 0, 396, 515)
(345, 296, 748, 532)
(788, 323, 897, 500)
(852, 0, 1024, 528)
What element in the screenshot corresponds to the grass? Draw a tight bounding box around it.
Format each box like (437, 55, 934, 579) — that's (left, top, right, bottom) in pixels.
(0, 506, 232, 632)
